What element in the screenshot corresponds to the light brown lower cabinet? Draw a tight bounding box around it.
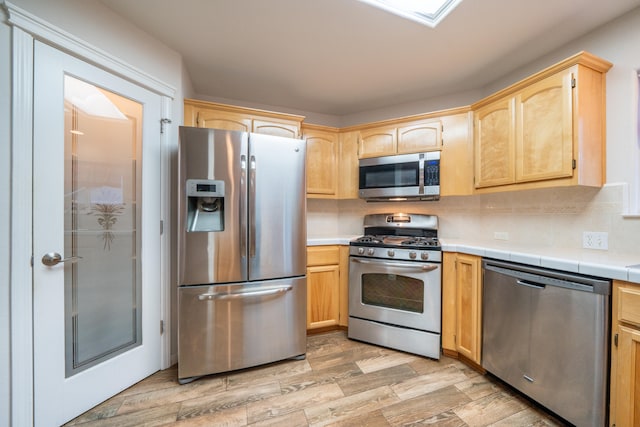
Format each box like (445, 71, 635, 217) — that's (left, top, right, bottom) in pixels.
(610, 280, 640, 426)
(442, 252, 483, 367)
(306, 245, 349, 331)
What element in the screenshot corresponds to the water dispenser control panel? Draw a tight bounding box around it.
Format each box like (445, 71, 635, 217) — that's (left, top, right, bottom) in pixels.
(186, 179, 225, 198)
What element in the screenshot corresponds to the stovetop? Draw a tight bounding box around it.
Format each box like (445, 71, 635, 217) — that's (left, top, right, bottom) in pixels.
(349, 213, 441, 262)
(351, 235, 440, 250)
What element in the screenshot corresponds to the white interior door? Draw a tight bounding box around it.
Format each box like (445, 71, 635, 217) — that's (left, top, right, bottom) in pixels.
(33, 41, 162, 426)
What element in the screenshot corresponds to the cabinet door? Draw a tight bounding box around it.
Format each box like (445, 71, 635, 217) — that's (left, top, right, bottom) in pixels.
(613, 325, 640, 427)
(516, 69, 573, 183)
(338, 131, 360, 199)
(359, 126, 397, 158)
(455, 254, 482, 363)
(304, 129, 338, 197)
(441, 253, 457, 352)
(253, 119, 299, 138)
(195, 108, 252, 132)
(397, 120, 442, 154)
(440, 112, 473, 196)
(307, 264, 340, 330)
(474, 98, 515, 188)
(338, 246, 350, 327)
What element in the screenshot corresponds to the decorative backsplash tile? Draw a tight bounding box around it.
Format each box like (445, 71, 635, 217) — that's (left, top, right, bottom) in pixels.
(308, 183, 640, 256)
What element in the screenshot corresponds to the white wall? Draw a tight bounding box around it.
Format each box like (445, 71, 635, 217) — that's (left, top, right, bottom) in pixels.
(1, 17, 12, 427)
(479, 6, 640, 213)
(309, 7, 640, 260)
(4, 0, 194, 383)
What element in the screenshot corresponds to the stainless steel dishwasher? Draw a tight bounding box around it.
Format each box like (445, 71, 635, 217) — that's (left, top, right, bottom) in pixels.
(482, 259, 611, 427)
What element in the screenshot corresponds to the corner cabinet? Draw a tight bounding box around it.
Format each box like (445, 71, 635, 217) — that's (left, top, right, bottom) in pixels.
(610, 280, 640, 427)
(442, 252, 483, 367)
(473, 51, 612, 193)
(184, 98, 304, 138)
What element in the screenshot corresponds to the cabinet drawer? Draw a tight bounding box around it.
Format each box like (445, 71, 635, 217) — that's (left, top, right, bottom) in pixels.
(618, 286, 640, 326)
(307, 246, 340, 266)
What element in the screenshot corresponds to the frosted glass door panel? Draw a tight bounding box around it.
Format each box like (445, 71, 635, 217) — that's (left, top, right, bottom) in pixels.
(64, 75, 143, 376)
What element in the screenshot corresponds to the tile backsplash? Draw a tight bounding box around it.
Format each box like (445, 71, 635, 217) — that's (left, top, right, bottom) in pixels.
(307, 183, 640, 256)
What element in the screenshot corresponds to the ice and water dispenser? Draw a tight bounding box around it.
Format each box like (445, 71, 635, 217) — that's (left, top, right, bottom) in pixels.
(185, 179, 225, 232)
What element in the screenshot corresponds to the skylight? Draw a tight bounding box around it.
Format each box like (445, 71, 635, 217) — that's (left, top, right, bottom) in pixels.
(357, 0, 462, 28)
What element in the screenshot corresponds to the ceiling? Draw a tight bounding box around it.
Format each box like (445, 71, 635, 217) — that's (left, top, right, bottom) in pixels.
(99, 0, 640, 116)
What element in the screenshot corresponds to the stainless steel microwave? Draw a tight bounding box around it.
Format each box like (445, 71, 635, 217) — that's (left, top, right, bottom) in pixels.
(358, 152, 440, 201)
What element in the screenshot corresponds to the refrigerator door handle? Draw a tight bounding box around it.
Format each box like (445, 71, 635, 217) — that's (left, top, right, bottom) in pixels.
(240, 154, 247, 257)
(249, 155, 257, 258)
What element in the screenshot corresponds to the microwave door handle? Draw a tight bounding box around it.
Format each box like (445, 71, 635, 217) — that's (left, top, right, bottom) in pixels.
(418, 156, 425, 194)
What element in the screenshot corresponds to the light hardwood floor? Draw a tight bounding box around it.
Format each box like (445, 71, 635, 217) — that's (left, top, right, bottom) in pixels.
(65, 331, 566, 426)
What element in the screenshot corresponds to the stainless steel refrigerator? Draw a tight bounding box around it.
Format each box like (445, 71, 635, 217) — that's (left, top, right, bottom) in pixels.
(177, 126, 307, 383)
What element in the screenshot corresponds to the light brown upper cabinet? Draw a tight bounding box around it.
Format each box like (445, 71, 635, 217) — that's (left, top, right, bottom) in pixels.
(472, 52, 612, 192)
(439, 110, 474, 196)
(358, 119, 442, 159)
(337, 130, 360, 199)
(302, 124, 339, 198)
(184, 98, 304, 139)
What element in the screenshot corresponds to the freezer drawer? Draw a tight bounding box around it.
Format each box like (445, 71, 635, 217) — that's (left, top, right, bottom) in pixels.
(178, 277, 307, 381)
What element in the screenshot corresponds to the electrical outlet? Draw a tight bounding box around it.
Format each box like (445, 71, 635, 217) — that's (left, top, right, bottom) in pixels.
(582, 231, 608, 250)
(494, 231, 509, 240)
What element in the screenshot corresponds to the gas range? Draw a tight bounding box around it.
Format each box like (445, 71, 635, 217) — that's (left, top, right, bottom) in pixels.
(349, 213, 441, 262)
(348, 212, 442, 359)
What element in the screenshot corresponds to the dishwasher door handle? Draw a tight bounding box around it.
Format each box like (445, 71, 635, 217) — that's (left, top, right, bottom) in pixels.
(516, 279, 545, 290)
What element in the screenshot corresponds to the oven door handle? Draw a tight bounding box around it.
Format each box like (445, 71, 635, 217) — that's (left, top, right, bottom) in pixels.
(351, 258, 438, 272)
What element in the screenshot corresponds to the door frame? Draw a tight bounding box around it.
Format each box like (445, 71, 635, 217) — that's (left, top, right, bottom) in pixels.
(6, 4, 176, 425)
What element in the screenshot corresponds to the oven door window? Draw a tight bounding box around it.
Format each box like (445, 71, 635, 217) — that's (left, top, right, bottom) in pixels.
(359, 162, 419, 189)
(361, 273, 424, 313)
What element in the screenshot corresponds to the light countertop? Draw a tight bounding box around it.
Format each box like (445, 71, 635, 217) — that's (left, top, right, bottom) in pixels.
(307, 235, 640, 284)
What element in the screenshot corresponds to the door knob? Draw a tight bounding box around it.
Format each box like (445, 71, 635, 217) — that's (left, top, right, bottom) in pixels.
(41, 252, 82, 267)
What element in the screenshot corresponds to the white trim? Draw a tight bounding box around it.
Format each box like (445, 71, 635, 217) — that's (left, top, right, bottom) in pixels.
(10, 26, 34, 427)
(160, 96, 173, 370)
(3, 1, 176, 99)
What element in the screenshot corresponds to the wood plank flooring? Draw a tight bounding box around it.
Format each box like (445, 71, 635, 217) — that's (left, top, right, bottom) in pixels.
(64, 331, 566, 426)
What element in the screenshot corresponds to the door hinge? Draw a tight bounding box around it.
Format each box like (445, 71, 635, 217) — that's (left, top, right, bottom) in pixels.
(572, 159, 576, 169)
(614, 333, 618, 347)
(160, 118, 172, 134)
(571, 77, 576, 88)
(160, 320, 164, 335)
(160, 220, 164, 235)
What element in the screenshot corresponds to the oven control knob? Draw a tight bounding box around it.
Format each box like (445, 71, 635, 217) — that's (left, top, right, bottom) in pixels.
(367, 248, 375, 256)
(358, 247, 365, 255)
(387, 249, 395, 257)
(409, 251, 417, 259)
(421, 252, 429, 260)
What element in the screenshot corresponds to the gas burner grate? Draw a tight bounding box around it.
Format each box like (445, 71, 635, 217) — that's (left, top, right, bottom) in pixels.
(400, 237, 439, 247)
(354, 235, 384, 244)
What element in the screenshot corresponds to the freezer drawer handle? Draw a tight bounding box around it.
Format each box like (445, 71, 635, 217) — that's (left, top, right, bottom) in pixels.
(351, 258, 438, 272)
(197, 285, 292, 301)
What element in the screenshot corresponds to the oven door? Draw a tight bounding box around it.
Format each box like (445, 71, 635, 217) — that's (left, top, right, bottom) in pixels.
(349, 256, 441, 333)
